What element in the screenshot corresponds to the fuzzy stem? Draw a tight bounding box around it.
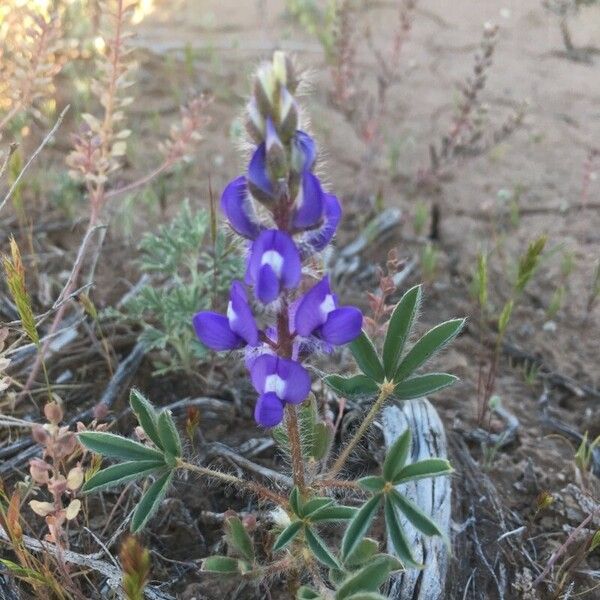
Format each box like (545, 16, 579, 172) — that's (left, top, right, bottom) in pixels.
(177, 460, 287, 505)
(285, 403, 306, 493)
(328, 384, 392, 477)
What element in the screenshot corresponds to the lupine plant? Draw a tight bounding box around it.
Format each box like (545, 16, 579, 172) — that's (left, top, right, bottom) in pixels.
(78, 52, 464, 598)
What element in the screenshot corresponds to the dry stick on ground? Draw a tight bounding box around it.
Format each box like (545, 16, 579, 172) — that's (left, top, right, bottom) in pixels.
(0, 341, 146, 475)
(0, 106, 69, 214)
(0, 527, 173, 600)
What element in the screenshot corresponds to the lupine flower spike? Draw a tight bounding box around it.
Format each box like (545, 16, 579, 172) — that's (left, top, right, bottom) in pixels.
(193, 52, 362, 427)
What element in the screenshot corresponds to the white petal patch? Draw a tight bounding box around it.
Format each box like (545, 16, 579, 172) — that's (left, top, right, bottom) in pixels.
(319, 294, 336, 320)
(227, 301, 237, 326)
(261, 250, 284, 277)
(264, 374, 287, 398)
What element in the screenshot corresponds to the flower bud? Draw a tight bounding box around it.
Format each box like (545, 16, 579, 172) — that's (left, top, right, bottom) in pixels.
(30, 500, 55, 518)
(265, 118, 287, 182)
(32, 424, 49, 445)
(245, 99, 265, 143)
(29, 458, 51, 485)
(272, 51, 297, 92)
(278, 87, 298, 141)
(254, 65, 275, 118)
(54, 431, 77, 459)
(44, 400, 63, 425)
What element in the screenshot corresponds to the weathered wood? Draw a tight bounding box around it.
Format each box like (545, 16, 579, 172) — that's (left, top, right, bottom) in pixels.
(382, 399, 451, 600)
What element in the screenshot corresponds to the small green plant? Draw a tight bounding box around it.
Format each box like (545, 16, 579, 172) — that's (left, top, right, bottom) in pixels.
(412, 200, 428, 237)
(420, 242, 438, 283)
(116, 202, 243, 374)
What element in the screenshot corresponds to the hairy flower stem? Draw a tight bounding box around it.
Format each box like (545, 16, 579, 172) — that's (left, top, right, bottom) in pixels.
(328, 384, 393, 477)
(177, 460, 286, 505)
(277, 294, 307, 494)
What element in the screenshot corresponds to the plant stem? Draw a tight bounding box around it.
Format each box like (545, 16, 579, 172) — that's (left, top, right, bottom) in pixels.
(177, 460, 287, 505)
(285, 403, 306, 493)
(328, 385, 392, 477)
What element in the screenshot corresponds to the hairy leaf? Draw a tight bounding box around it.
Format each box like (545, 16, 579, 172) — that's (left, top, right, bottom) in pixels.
(335, 555, 395, 599)
(273, 521, 303, 551)
(310, 505, 357, 522)
(324, 374, 379, 399)
(129, 389, 163, 449)
(382, 285, 421, 377)
(393, 373, 458, 400)
(341, 495, 381, 561)
(225, 515, 254, 562)
(78, 432, 164, 462)
(131, 471, 173, 533)
(382, 429, 411, 482)
(394, 458, 453, 484)
(82, 460, 166, 493)
(350, 331, 385, 383)
(383, 496, 420, 568)
(389, 490, 444, 538)
(201, 556, 239, 574)
(305, 527, 340, 569)
(157, 410, 182, 458)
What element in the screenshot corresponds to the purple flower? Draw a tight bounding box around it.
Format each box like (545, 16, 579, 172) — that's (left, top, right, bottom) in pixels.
(295, 276, 362, 345)
(220, 176, 262, 239)
(247, 143, 274, 203)
(300, 193, 341, 254)
(292, 131, 316, 172)
(246, 230, 302, 304)
(292, 171, 325, 230)
(193, 281, 259, 350)
(250, 354, 311, 426)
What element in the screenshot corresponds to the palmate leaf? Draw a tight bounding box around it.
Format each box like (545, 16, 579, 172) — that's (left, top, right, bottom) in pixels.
(334, 555, 398, 599)
(202, 555, 240, 574)
(304, 526, 340, 569)
(341, 495, 381, 561)
(78, 432, 164, 462)
(82, 460, 166, 493)
(225, 515, 254, 562)
(393, 373, 458, 400)
(382, 429, 411, 482)
(394, 318, 465, 382)
(383, 496, 420, 569)
(343, 538, 379, 568)
(324, 374, 379, 399)
(349, 331, 384, 382)
(357, 476, 385, 493)
(129, 389, 163, 449)
(309, 505, 357, 522)
(131, 471, 173, 533)
(301, 497, 334, 518)
(382, 285, 422, 378)
(273, 521, 303, 551)
(394, 458, 453, 484)
(388, 489, 445, 538)
(157, 410, 182, 458)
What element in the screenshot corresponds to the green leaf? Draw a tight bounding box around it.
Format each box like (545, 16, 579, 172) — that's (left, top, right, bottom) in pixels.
(383, 429, 411, 482)
(157, 410, 182, 458)
(393, 373, 458, 400)
(82, 460, 166, 493)
(301, 497, 334, 518)
(350, 331, 385, 383)
(131, 471, 173, 533)
(201, 555, 239, 574)
(389, 489, 444, 538)
(394, 458, 453, 484)
(78, 432, 164, 462)
(394, 319, 465, 381)
(297, 586, 322, 600)
(272, 521, 303, 551)
(305, 527, 340, 569)
(289, 486, 302, 516)
(341, 494, 381, 561)
(129, 389, 163, 450)
(225, 515, 254, 562)
(357, 476, 385, 493)
(310, 505, 357, 522)
(335, 555, 394, 599)
(383, 496, 420, 568)
(324, 374, 379, 399)
(312, 422, 332, 461)
(344, 538, 379, 568)
(382, 285, 422, 377)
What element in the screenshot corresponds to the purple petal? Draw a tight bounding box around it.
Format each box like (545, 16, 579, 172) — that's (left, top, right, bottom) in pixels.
(292, 171, 324, 229)
(247, 144, 274, 202)
(320, 307, 363, 345)
(255, 392, 284, 427)
(273, 231, 302, 289)
(277, 358, 311, 404)
(193, 312, 243, 351)
(294, 277, 334, 337)
(293, 131, 316, 171)
(303, 193, 341, 253)
(220, 176, 262, 239)
(228, 281, 259, 346)
(250, 353, 278, 393)
(257, 264, 280, 304)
